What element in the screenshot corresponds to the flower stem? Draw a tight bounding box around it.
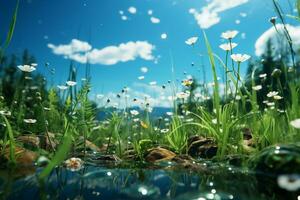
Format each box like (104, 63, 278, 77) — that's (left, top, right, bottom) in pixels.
(225, 51, 229, 100)
(234, 62, 241, 100)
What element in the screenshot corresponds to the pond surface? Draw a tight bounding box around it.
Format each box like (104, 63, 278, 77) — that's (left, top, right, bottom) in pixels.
(0, 161, 296, 200)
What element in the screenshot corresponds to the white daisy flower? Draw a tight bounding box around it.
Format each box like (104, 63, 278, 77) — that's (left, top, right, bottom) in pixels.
(0, 110, 11, 116)
(150, 17, 160, 24)
(138, 76, 145, 80)
(176, 91, 190, 99)
(277, 174, 300, 191)
(24, 119, 37, 124)
(219, 43, 238, 51)
(66, 81, 77, 87)
(267, 91, 278, 98)
(185, 37, 198, 46)
(231, 54, 251, 63)
(290, 119, 300, 129)
(130, 110, 139, 116)
(149, 81, 157, 85)
(160, 129, 169, 133)
(65, 157, 84, 172)
(273, 95, 283, 100)
(266, 102, 275, 107)
(212, 118, 218, 124)
(18, 65, 36, 73)
(259, 73, 267, 78)
(57, 85, 68, 90)
(252, 85, 262, 91)
(221, 30, 239, 39)
(133, 118, 140, 122)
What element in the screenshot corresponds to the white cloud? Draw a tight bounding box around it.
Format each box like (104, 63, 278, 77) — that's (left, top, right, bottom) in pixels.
(255, 24, 300, 56)
(190, 0, 248, 29)
(48, 39, 92, 56)
(88, 41, 155, 65)
(68, 53, 88, 63)
(48, 40, 156, 65)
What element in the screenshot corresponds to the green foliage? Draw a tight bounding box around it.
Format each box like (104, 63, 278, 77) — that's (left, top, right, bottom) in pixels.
(44, 89, 63, 132)
(133, 139, 152, 160)
(167, 116, 187, 154)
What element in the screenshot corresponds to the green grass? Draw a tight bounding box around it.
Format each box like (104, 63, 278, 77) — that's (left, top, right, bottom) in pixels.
(0, 0, 300, 180)
(1, 115, 16, 164)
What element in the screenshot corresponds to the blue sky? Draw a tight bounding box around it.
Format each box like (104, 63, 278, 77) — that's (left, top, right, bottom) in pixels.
(0, 0, 298, 107)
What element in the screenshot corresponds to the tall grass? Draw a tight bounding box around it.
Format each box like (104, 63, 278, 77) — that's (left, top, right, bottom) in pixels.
(203, 32, 221, 125)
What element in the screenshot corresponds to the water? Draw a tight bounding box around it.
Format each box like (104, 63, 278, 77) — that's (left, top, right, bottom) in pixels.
(0, 161, 295, 200)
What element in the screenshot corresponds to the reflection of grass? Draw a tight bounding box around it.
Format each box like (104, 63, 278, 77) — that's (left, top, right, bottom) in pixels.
(0, 0, 300, 181)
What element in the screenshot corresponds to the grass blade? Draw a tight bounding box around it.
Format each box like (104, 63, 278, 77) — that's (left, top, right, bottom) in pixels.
(2, 0, 19, 49)
(203, 31, 220, 122)
(1, 116, 16, 164)
(39, 132, 72, 180)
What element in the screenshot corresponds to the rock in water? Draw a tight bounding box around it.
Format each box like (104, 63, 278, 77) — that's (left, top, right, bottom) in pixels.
(145, 147, 176, 162)
(85, 140, 101, 152)
(171, 155, 205, 171)
(3, 146, 38, 165)
(17, 135, 40, 149)
(188, 136, 217, 158)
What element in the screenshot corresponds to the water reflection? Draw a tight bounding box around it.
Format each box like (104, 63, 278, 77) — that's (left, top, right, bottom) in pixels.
(0, 163, 297, 200)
